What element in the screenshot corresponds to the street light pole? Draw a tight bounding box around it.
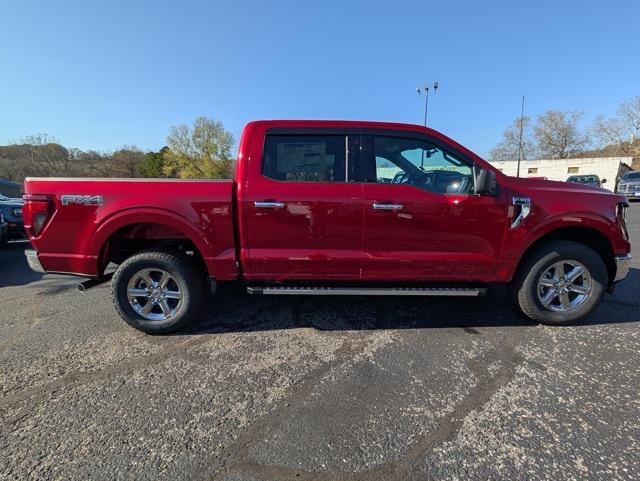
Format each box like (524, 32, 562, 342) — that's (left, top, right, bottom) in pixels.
(516, 95, 525, 178)
(417, 82, 438, 126)
(423, 86, 429, 126)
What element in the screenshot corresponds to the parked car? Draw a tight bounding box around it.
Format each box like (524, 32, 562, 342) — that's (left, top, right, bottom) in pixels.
(0, 211, 8, 248)
(0, 193, 23, 202)
(23, 120, 631, 334)
(616, 171, 640, 200)
(0, 194, 25, 240)
(566, 175, 605, 188)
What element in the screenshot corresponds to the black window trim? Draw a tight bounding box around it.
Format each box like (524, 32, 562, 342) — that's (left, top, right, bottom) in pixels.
(262, 127, 492, 192)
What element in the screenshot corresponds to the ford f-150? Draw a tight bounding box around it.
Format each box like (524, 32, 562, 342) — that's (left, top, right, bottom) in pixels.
(23, 120, 632, 333)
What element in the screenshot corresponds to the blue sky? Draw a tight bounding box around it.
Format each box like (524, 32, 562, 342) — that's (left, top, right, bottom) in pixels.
(1, 0, 638, 158)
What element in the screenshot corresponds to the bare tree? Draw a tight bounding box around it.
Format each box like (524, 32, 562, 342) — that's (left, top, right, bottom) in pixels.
(592, 97, 640, 156)
(77, 150, 111, 177)
(111, 146, 145, 177)
(0, 137, 147, 181)
(23, 133, 72, 176)
(534, 110, 589, 159)
(619, 97, 640, 140)
(489, 116, 537, 161)
(0, 134, 74, 180)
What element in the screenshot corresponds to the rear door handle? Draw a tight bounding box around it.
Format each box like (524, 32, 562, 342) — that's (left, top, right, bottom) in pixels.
(254, 201, 285, 209)
(372, 203, 403, 210)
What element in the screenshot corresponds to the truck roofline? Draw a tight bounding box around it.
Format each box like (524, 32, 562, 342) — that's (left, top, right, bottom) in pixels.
(24, 177, 233, 182)
(246, 119, 441, 134)
(242, 119, 497, 176)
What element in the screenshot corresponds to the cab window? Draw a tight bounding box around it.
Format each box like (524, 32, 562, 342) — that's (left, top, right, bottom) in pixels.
(372, 136, 474, 194)
(262, 135, 347, 182)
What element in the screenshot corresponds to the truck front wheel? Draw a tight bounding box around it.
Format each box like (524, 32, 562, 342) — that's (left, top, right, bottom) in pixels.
(111, 249, 205, 334)
(509, 240, 607, 325)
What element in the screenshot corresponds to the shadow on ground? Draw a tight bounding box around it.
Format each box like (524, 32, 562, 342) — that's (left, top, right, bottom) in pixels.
(0, 241, 42, 288)
(179, 268, 640, 336)
(3, 239, 638, 334)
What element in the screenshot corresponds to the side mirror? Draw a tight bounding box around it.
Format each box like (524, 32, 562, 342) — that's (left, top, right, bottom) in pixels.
(602, 179, 607, 184)
(475, 168, 498, 195)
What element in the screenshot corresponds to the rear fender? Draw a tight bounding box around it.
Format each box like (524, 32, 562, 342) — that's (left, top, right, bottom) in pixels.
(89, 208, 214, 273)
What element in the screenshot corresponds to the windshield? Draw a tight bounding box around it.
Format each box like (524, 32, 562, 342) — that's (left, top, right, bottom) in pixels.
(623, 172, 640, 180)
(568, 175, 597, 183)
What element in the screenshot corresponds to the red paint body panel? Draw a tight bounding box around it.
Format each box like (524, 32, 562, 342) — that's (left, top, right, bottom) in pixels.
(237, 121, 365, 280)
(240, 180, 364, 280)
(24, 120, 631, 283)
(496, 177, 631, 279)
(23, 179, 237, 279)
(361, 184, 509, 281)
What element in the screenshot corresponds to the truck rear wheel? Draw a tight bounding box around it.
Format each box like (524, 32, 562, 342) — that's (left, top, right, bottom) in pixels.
(111, 249, 205, 334)
(509, 240, 607, 325)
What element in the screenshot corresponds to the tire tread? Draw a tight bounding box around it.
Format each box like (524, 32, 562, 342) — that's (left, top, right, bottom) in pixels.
(509, 240, 607, 325)
(111, 248, 204, 334)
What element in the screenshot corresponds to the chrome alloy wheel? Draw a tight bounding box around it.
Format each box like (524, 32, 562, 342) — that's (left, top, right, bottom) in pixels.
(537, 260, 592, 312)
(127, 268, 183, 321)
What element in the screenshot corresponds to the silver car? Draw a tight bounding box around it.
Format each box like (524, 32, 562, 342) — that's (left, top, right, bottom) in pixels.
(617, 171, 640, 200)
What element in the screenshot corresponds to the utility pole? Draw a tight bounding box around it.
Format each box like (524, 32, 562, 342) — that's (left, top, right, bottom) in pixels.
(417, 82, 439, 126)
(516, 95, 525, 178)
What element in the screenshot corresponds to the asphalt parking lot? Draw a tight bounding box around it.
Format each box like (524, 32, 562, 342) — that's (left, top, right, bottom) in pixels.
(1, 208, 640, 481)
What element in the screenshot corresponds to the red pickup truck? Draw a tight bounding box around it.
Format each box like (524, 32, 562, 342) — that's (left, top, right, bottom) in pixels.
(23, 120, 631, 333)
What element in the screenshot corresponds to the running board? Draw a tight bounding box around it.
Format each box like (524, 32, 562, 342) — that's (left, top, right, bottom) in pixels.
(78, 273, 113, 292)
(246, 286, 487, 296)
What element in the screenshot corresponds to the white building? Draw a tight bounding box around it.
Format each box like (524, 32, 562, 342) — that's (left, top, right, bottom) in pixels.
(489, 157, 633, 192)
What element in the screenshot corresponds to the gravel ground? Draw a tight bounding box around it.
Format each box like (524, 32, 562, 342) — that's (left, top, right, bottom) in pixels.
(1, 205, 639, 481)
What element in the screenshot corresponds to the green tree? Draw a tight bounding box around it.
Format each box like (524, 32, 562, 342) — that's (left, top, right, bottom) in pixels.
(140, 146, 170, 178)
(163, 117, 234, 179)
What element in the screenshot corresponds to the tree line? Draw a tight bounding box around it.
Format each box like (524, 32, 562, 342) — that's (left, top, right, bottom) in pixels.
(0, 116, 234, 183)
(490, 96, 640, 161)
(2, 97, 639, 183)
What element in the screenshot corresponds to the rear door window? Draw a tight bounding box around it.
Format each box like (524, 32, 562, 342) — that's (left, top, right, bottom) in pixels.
(262, 135, 348, 182)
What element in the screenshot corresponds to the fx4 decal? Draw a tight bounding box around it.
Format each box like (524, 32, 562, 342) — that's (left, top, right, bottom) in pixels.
(60, 194, 104, 207)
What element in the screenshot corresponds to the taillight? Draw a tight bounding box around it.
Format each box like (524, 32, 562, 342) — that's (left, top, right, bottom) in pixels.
(23, 194, 53, 237)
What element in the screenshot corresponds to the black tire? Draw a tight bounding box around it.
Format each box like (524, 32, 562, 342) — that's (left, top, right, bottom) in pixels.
(111, 249, 205, 334)
(508, 240, 608, 325)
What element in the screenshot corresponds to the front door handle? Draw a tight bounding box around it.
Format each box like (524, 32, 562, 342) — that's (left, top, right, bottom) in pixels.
(254, 201, 285, 209)
(372, 203, 403, 210)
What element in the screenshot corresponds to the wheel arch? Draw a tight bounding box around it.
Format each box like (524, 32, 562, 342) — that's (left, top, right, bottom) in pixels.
(90, 209, 213, 276)
(514, 225, 616, 285)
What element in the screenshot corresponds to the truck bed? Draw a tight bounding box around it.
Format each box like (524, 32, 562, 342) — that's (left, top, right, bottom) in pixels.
(24, 178, 237, 279)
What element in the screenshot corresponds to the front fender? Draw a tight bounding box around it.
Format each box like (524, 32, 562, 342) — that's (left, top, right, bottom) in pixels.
(499, 210, 625, 281)
(521, 212, 616, 253)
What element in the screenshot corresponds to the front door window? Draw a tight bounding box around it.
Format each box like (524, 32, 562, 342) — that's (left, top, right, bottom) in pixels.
(373, 136, 474, 195)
